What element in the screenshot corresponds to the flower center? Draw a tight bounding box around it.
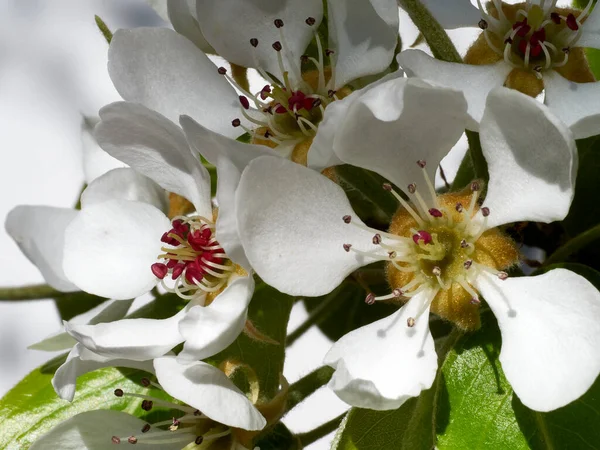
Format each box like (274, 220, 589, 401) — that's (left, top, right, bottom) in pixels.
(220, 17, 348, 162)
(477, 0, 593, 75)
(150, 215, 237, 304)
(343, 162, 519, 331)
(111, 379, 232, 447)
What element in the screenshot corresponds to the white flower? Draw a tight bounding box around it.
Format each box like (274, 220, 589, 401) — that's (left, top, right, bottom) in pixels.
(107, 0, 399, 168)
(31, 357, 266, 450)
(398, 0, 600, 138)
(59, 101, 266, 363)
(235, 86, 600, 412)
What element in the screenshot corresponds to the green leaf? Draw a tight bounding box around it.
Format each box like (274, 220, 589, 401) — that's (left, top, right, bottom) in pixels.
(54, 291, 106, 321)
(335, 165, 398, 226)
(0, 366, 174, 449)
(208, 279, 294, 401)
(254, 422, 301, 450)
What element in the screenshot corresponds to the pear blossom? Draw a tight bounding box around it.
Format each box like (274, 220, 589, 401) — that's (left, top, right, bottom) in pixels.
(398, 0, 600, 138)
(235, 86, 600, 412)
(60, 102, 265, 364)
(107, 0, 398, 169)
(31, 357, 266, 450)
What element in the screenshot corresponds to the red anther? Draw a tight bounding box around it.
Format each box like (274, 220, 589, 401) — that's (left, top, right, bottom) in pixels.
(231, 118, 241, 127)
(151, 263, 168, 279)
(260, 85, 272, 100)
(128, 436, 138, 444)
(429, 208, 443, 218)
(551, 12, 561, 24)
(531, 28, 546, 45)
(274, 104, 287, 114)
(185, 266, 204, 284)
(274, 18, 284, 28)
(288, 91, 309, 111)
(325, 49, 335, 56)
(566, 13, 579, 31)
(202, 252, 223, 265)
(140, 377, 151, 387)
(365, 293, 376, 305)
(481, 207, 490, 217)
(166, 258, 178, 269)
(455, 202, 463, 212)
(407, 183, 416, 194)
(478, 19, 488, 30)
(195, 436, 204, 445)
(464, 260, 473, 270)
(250, 38, 259, 47)
(172, 220, 189, 235)
(114, 388, 124, 397)
(470, 181, 481, 192)
(217, 66, 227, 75)
(412, 230, 433, 245)
(171, 264, 185, 280)
(416, 160, 426, 168)
(239, 95, 250, 110)
(513, 18, 531, 37)
(141, 424, 151, 433)
(112, 436, 121, 444)
(188, 229, 211, 251)
(342, 215, 352, 224)
(306, 17, 316, 26)
(343, 243, 352, 252)
(272, 41, 283, 51)
(160, 231, 170, 243)
(372, 234, 382, 245)
(141, 400, 153, 411)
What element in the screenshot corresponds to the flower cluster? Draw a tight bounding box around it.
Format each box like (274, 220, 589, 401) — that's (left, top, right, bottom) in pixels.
(5, 0, 600, 448)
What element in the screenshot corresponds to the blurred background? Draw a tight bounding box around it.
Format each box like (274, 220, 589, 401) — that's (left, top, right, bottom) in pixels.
(0, 0, 491, 448)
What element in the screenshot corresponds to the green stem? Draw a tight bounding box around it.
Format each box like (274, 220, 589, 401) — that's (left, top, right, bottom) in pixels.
(285, 366, 334, 413)
(398, 0, 462, 63)
(544, 223, 600, 266)
(286, 288, 343, 347)
(0, 284, 66, 301)
(296, 412, 347, 447)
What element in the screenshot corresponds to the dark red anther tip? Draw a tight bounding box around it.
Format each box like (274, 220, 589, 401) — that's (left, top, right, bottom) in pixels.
(306, 17, 316, 26)
(327, 89, 336, 98)
(428, 208, 443, 218)
(231, 118, 241, 127)
(343, 243, 352, 252)
(171, 264, 185, 280)
(412, 230, 432, 245)
(325, 48, 335, 56)
(128, 436, 138, 444)
(478, 19, 488, 30)
(372, 234, 382, 245)
(250, 38, 258, 47)
(272, 41, 282, 51)
(274, 18, 284, 28)
(566, 13, 579, 31)
(481, 207, 490, 217)
(141, 400, 153, 411)
(151, 263, 168, 280)
(114, 388, 124, 397)
(407, 183, 416, 194)
(416, 160, 426, 168)
(342, 215, 351, 223)
(217, 66, 227, 75)
(365, 293, 376, 305)
(551, 12, 561, 24)
(140, 377, 151, 387)
(141, 424, 151, 433)
(195, 436, 204, 445)
(239, 95, 250, 110)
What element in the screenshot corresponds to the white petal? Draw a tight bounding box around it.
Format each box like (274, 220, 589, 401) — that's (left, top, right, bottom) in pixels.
(108, 27, 240, 138)
(308, 71, 403, 171)
(544, 70, 600, 139)
(65, 307, 188, 361)
(236, 156, 382, 296)
(197, 0, 322, 79)
(324, 290, 437, 410)
(475, 269, 600, 412)
(419, 0, 480, 29)
(146, 0, 170, 22)
(168, 0, 215, 53)
(96, 102, 212, 218)
(576, 4, 600, 49)
(327, 0, 398, 88)
(81, 116, 127, 184)
(52, 344, 155, 402)
(63, 199, 170, 300)
(479, 87, 577, 229)
(154, 356, 267, 430)
(29, 299, 133, 352)
(81, 168, 168, 212)
(397, 49, 511, 130)
(333, 77, 467, 188)
(6, 206, 79, 292)
(179, 115, 276, 269)
(30, 410, 177, 450)
(177, 276, 253, 362)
